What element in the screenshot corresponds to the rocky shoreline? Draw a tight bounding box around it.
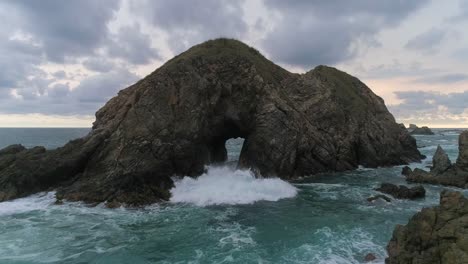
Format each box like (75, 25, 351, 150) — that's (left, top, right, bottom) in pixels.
(0, 39, 423, 206)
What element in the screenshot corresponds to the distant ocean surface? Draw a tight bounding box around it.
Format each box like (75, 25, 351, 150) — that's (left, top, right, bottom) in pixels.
(0, 128, 467, 264)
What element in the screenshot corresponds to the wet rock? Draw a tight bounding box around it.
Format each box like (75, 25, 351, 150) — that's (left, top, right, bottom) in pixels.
(386, 191, 468, 264)
(431, 145, 452, 174)
(364, 253, 377, 262)
(376, 183, 425, 200)
(401, 166, 412, 177)
(408, 124, 434, 135)
(457, 131, 468, 169)
(367, 194, 392, 203)
(0, 39, 424, 206)
(406, 131, 468, 188)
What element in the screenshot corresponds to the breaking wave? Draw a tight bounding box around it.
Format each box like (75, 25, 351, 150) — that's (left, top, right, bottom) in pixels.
(170, 166, 298, 206)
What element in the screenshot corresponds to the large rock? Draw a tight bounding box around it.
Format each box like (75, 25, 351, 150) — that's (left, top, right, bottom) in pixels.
(409, 125, 434, 135)
(406, 131, 468, 188)
(376, 183, 425, 200)
(431, 145, 452, 174)
(0, 39, 423, 206)
(386, 191, 468, 264)
(457, 131, 468, 169)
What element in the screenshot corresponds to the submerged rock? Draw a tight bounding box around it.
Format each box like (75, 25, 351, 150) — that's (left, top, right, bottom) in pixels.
(386, 191, 468, 264)
(364, 253, 377, 262)
(376, 183, 425, 200)
(0, 39, 423, 206)
(406, 131, 468, 188)
(367, 194, 392, 203)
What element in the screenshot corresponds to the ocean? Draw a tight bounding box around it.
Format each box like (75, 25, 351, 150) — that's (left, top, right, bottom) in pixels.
(0, 128, 466, 264)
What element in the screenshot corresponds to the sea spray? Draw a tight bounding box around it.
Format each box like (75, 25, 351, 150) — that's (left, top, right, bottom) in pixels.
(170, 166, 298, 206)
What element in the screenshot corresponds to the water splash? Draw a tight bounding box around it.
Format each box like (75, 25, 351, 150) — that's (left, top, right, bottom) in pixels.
(170, 166, 298, 206)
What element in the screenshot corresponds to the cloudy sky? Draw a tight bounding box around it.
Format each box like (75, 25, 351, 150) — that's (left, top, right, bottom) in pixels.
(0, 0, 467, 127)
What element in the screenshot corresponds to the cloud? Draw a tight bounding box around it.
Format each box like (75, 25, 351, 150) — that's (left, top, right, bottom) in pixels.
(261, 0, 429, 68)
(131, 0, 248, 53)
(411, 73, 468, 84)
(2, 0, 121, 63)
(447, 0, 468, 23)
(83, 58, 115, 73)
(404, 28, 446, 51)
(106, 24, 160, 64)
(391, 90, 468, 116)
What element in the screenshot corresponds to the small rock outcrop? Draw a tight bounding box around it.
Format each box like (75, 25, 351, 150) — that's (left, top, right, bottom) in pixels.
(364, 253, 377, 262)
(431, 145, 452, 174)
(406, 131, 468, 188)
(408, 124, 434, 135)
(376, 183, 425, 200)
(386, 191, 468, 264)
(0, 39, 423, 206)
(367, 194, 392, 203)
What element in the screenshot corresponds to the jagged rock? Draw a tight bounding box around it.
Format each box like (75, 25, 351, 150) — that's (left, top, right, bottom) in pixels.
(376, 183, 425, 200)
(0, 39, 423, 206)
(431, 145, 451, 174)
(406, 131, 468, 188)
(386, 191, 468, 264)
(367, 194, 392, 203)
(409, 125, 434, 135)
(408, 124, 418, 130)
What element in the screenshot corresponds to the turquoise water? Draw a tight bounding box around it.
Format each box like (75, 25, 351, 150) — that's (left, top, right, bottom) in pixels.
(0, 128, 467, 264)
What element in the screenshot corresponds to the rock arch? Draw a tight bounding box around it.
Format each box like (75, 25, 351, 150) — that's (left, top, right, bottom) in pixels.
(0, 39, 423, 206)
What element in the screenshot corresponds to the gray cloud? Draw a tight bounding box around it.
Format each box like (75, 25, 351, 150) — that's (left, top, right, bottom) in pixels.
(83, 58, 115, 73)
(447, 0, 468, 23)
(107, 24, 160, 64)
(412, 73, 468, 84)
(391, 90, 468, 116)
(3, 0, 120, 63)
(405, 28, 446, 51)
(131, 0, 247, 53)
(262, 0, 429, 68)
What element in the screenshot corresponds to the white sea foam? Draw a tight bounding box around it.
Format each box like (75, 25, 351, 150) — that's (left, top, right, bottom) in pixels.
(170, 166, 298, 206)
(0, 192, 56, 216)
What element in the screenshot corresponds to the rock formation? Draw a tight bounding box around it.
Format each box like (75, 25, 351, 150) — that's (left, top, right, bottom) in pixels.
(406, 131, 468, 188)
(386, 191, 468, 264)
(0, 39, 423, 206)
(408, 124, 434, 135)
(376, 183, 425, 200)
(431, 145, 452, 174)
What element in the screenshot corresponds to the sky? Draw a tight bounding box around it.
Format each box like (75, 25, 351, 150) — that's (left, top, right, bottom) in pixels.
(0, 0, 467, 128)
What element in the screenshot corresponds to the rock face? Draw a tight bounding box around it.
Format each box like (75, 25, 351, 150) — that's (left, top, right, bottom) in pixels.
(431, 145, 452, 174)
(0, 39, 423, 206)
(386, 191, 468, 264)
(406, 131, 468, 188)
(408, 124, 434, 135)
(376, 183, 425, 200)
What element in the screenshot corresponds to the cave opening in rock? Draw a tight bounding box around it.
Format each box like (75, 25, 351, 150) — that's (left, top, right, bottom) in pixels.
(208, 118, 247, 167)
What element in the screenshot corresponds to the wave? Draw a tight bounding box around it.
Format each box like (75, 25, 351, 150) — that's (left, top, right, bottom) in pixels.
(0, 192, 56, 216)
(170, 166, 298, 206)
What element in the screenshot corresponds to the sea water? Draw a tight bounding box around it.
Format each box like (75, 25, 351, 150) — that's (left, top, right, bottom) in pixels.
(0, 128, 467, 264)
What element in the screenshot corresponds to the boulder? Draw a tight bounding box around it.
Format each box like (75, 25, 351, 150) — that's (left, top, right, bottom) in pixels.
(401, 166, 412, 177)
(364, 253, 377, 262)
(386, 191, 468, 264)
(431, 145, 451, 174)
(376, 183, 425, 200)
(0, 39, 424, 206)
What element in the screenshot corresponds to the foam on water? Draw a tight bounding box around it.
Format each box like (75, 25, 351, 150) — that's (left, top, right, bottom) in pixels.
(170, 166, 298, 206)
(0, 192, 56, 216)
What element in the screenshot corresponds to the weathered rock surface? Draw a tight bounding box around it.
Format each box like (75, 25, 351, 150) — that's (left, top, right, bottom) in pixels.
(431, 145, 452, 174)
(0, 39, 423, 206)
(408, 124, 434, 135)
(406, 131, 468, 188)
(376, 183, 425, 200)
(386, 191, 468, 264)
